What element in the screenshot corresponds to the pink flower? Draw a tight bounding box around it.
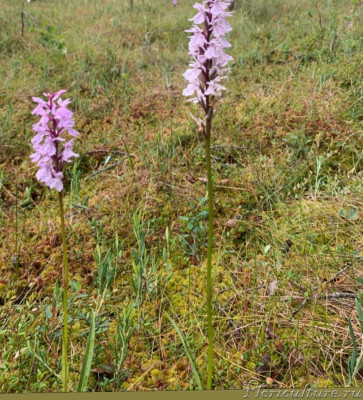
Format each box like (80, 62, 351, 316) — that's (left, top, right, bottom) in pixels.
(30, 90, 79, 192)
(61, 140, 78, 163)
(183, 0, 233, 108)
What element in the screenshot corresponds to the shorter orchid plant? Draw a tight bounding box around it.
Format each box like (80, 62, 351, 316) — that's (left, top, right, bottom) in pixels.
(31, 90, 79, 392)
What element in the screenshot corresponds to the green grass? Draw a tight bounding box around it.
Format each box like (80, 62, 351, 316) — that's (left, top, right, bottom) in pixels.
(0, 0, 362, 392)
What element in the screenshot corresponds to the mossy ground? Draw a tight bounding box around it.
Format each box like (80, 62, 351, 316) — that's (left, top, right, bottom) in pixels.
(0, 0, 362, 392)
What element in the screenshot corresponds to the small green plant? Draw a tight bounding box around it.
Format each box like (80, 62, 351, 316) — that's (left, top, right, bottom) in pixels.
(103, 48, 121, 84)
(178, 197, 208, 258)
(1, 100, 13, 135)
(165, 313, 203, 390)
(283, 132, 312, 160)
(314, 156, 324, 198)
(162, 226, 174, 284)
(114, 302, 136, 379)
(20, 186, 36, 209)
(94, 245, 118, 307)
(131, 211, 161, 305)
(38, 26, 66, 54)
(69, 160, 82, 205)
(78, 234, 122, 391)
(77, 309, 96, 392)
(155, 133, 177, 173)
(131, 211, 150, 305)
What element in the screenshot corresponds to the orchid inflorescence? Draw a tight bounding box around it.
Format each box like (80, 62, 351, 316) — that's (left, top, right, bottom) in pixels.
(31, 90, 79, 192)
(183, 0, 233, 111)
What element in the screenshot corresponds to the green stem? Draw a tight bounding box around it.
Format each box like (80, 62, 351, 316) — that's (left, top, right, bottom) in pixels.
(350, 334, 363, 386)
(15, 179, 19, 278)
(58, 191, 69, 392)
(205, 109, 214, 390)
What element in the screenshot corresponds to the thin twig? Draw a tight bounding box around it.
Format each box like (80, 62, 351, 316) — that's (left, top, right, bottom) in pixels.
(210, 145, 247, 151)
(216, 302, 238, 330)
(289, 280, 307, 293)
(291, 262, 355, 319)
(2, 186, 16, 200)
(21, 1, 25, 37)
(81, 150, 130, 158)
(322, 292, 356, 300)
(143, 29, 185, 45)
(290, 298, 308, 319)
(312, 262, 353, 292)
(289, 292, 356, 320)
(85, 157, 127, 180)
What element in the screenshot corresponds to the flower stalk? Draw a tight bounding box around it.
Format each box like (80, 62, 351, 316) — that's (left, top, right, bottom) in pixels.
(205, 108, 214, 389)
(58, 191, 69, 392)
(182, 0, 233, 389)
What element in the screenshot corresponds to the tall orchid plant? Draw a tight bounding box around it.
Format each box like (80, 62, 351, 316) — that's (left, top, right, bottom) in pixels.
(31, 90, 79, 391)
(182, 0, 233, 389)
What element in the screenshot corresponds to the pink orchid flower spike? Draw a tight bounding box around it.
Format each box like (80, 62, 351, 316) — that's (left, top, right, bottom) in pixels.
(30, 90, 79, 192)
